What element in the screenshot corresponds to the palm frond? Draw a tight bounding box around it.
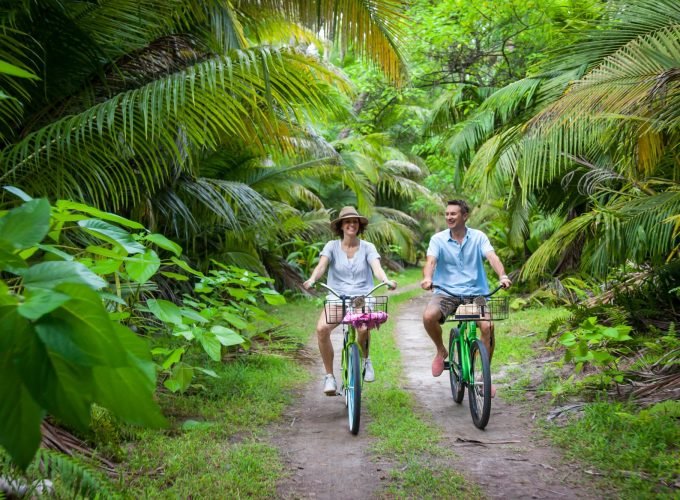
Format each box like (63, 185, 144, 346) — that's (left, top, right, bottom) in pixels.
(363, 206, 418, 261)
(424, 84, 489, 134)
(464, 125, 522, 199)
(551, 0, 680, 72)
(241, 0, 409, 83)
(0, 48, 348, 209)
(522, 190, 680, 279)
(533, 25, 680, 132)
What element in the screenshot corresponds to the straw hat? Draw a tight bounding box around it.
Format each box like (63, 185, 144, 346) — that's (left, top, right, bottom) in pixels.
(331, 206, 369, 232)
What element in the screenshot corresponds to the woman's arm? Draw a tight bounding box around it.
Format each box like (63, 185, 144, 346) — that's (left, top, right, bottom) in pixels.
(303, 255, 330, 289)
(369, 259, 397, 289)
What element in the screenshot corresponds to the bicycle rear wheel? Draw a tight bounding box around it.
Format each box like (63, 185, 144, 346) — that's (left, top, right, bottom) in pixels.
(468, 339, 491, 429)
(448, 328, 465, 403)
(346, 342, 362, 434)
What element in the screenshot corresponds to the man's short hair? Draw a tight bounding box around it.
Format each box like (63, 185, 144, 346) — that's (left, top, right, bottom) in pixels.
(447, 199, 469, 215)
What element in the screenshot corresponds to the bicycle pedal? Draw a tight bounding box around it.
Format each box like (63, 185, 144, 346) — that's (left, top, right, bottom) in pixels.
(443, 361, 450, 370)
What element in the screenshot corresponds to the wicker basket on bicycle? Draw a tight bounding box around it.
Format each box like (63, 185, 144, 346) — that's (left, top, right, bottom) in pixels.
(324, 295, 389, 325)
(448, 296, 509, 321)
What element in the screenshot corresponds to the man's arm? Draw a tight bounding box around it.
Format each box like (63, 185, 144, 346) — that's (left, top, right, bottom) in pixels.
(420, 255, 437, 290)
(485, 250, 511, 288)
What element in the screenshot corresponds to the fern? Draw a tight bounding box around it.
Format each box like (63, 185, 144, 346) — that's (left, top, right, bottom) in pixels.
(546, 312, 572, 340)
(36, 449, 117, 499)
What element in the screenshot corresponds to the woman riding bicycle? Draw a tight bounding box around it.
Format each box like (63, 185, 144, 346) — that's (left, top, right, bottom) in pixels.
(421, 200, 511, 394)
(303, 206, 397, 395)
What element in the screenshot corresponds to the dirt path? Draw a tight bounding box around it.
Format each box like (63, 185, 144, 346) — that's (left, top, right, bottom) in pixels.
(273, 314, 390, 499)
(274, 290, 600, 499)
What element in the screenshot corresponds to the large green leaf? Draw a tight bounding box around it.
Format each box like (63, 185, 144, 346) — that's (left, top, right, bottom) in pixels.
(17, 289, 71, 320)
(56, 201, 145, 229)
(0, 198, 51, 251)
(260, 288, 285, 305)
(0, 304, 29, 353)
(221, 311, 248, 329)
(15, 261, 107, 290)
(125, 249, 161, 283)
(17, 332, 93, 430)
(164, 363, 194, 393)
(0, 353, 45, 470)
(146, 299, 183, 326)
(34, 285, 127, 367)
(210, 325, 245, 347)
(143, 233, 182, 256)
(78, 219, 146, 255)
(197, 331, 222, 361)
(0, 248, 28, 270)
(91, 322, 166, 427)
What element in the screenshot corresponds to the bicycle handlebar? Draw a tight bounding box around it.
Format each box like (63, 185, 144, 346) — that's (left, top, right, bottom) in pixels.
(431, 284, 504, 298)
(315, 281, 392, 299)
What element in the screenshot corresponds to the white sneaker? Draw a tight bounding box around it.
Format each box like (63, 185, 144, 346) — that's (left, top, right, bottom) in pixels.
(363, 358, 375, 382)
(323, 374, 337, 395)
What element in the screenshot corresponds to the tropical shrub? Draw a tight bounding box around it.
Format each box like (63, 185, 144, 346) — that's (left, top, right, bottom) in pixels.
(559, 316, 633, 376)
(0, 189, 166, 469)
(145, 264, 286, 393)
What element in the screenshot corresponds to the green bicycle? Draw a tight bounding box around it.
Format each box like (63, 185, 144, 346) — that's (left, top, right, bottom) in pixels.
(316, 281, 390, 435)
(435, 284, 508, 430)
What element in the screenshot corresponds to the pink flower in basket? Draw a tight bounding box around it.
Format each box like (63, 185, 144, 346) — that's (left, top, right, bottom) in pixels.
(342, 311, 389, 329)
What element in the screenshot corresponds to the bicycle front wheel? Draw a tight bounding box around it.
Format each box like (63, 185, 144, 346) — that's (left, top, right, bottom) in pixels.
(346, 342, 362, 434)
(448, 328, 465, 403)
(468, 339, 491, 430)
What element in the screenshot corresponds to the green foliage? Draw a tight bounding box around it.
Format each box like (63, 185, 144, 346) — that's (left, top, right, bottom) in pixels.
(0, 190, 166, 469)
(284, 239, 324, 276)
(549, 400, 680, 498)
(146, 263, 286, 393)
(559, 316, 633, 378)
(90, 405, 125, 461)
(0, 448, 116, 498)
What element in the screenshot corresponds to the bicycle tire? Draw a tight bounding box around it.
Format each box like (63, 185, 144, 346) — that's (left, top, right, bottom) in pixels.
(347, 342, 362, 435)
(468, 339, 491, 429)
(448, 328, 465, 403)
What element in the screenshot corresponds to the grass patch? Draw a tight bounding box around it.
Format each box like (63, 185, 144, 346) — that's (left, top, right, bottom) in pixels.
(493, 306, 566, 367)
(546, 400, 680, 498)
(385, 460, 480, 498)
(118, 313, 313, 496)
(495, 305, 679, 497)
(393, 265, 423, 284)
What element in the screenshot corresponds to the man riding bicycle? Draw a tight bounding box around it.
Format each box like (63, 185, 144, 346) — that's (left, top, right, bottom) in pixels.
(421, 200, 511, 395)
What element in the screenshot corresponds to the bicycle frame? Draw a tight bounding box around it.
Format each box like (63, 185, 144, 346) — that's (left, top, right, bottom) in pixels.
(455, 320, 478, 384)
